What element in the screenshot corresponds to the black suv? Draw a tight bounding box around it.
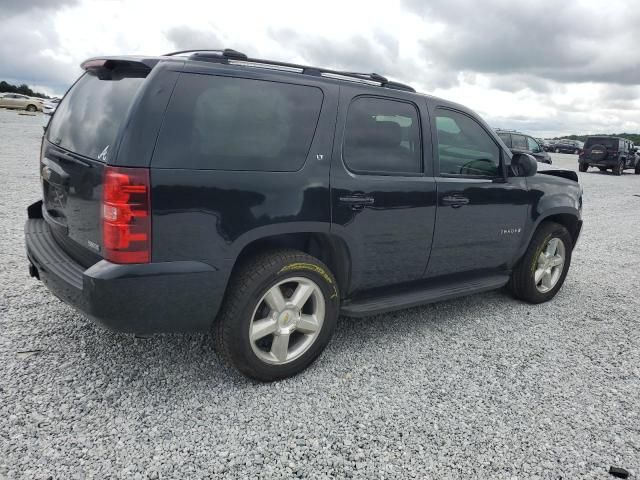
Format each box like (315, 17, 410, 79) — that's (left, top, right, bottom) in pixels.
(25, 50, 583, 381)
(550, 139, 582, 154)
(496, 129, 552, 164)
(579, 136, 640, 175)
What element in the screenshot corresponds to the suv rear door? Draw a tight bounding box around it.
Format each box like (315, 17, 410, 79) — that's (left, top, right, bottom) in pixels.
(330, 87, 437, 293)
(42, 65, 150, 264)
(426, 102, 528, 278)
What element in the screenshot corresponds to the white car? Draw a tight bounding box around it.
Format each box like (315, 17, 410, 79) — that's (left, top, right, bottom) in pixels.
(42, 98, 60, 115)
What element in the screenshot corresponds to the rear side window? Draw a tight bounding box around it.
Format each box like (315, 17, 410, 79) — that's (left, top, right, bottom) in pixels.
(48, 72, 146, 161)
(343, 97, 422, 175)
(497, 132, 511, 147)
(153, 74, 323, 171)
(511, 134, 527, 149)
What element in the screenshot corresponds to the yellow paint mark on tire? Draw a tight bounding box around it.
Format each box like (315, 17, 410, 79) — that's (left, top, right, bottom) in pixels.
(279, 262, 339, 300)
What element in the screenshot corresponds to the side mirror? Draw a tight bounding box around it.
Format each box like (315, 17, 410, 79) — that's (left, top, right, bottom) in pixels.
(510, 153, 538, 177)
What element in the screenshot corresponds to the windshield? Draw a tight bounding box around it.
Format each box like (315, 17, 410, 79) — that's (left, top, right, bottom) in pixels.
(47, 72, 145, 161)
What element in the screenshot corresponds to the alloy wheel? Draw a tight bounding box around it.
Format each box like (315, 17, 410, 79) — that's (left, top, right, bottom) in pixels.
(249, 277, 325, 365)
(534, 238, 566, 293)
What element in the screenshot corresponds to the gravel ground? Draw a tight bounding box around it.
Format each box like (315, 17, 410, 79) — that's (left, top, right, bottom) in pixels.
(1, 107, 639, 479)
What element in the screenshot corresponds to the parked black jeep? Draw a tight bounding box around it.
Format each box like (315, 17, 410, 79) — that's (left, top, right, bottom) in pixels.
(579, 136, 640, 175)
(25, 50, 583, 381)
(495, 129, 553, 164)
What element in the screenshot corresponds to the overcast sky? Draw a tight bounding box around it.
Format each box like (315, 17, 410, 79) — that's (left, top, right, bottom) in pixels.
(1, 0, 639, 136)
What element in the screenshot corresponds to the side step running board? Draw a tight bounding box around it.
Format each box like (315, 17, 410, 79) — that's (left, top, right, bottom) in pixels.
(340, 274, 510, 317)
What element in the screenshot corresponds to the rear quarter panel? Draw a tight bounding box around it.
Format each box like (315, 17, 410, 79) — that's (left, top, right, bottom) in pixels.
(149, 69, 339, 276)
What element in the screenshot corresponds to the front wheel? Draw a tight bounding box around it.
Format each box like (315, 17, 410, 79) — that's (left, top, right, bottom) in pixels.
(508, 222, 573, 304)
(26, 104, 37, 112)
(214, 250, 339, 381)
(579, 163, 588, 172)
(613, 160, 624, 176)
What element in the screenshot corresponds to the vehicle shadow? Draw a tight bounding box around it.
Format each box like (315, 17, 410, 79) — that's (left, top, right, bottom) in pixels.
(72, 288, 519, 386)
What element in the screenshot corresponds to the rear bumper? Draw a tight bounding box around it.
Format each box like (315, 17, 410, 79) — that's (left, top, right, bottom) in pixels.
(579, 157, 618, 167)
(25, 205, 229, 334)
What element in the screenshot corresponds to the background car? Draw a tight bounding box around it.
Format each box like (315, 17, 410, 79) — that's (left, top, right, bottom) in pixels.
(550, 139, 582, 154)
(0, 93, 43, 112)
(42, 98, 60, 115)
(496, 129, 553, 164)
(579, 136, 639, 175)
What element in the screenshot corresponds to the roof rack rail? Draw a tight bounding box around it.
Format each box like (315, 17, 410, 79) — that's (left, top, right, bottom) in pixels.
(173, 48, 416, 92)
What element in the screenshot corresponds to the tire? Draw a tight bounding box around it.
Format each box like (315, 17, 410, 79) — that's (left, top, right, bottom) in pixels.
(578, 163, 588, 172)
(26, 104, 37, 112)
(554, 148, 560, 153)
(574, 149, 579, 154)
(508, 222, 573, 304)
(613, 160, 624, 176)
(214, 249, 339, 382)
(635, 164, 640, 175)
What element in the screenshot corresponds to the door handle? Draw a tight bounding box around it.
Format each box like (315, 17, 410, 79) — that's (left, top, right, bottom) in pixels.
(339, 195, 375, 210)
(442, 195, 470, 208)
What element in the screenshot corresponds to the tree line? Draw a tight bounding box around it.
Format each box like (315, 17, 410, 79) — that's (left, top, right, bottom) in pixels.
(0, 81, 51, 99)
(553, 133, 640, 144)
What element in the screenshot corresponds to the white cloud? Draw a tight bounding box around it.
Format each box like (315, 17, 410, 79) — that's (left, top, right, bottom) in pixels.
(1, 0, 639, 135)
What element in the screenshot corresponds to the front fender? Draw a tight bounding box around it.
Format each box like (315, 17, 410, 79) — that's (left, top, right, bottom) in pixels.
(515, 176, 582, 260)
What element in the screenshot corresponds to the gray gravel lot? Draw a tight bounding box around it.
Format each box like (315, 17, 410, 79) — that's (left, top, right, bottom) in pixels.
(1, 107, 639, 479)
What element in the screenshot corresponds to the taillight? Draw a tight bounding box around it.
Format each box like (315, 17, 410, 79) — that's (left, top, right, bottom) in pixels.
(102, 166, 151, 264)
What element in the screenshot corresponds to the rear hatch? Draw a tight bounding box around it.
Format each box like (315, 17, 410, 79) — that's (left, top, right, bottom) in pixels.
(584, 137, 618, 162)
(42, 62, 149, 266)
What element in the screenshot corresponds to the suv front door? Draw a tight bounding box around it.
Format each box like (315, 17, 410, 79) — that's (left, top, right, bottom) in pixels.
(330, 88, 437, 293)
(425, 103, 529, 278)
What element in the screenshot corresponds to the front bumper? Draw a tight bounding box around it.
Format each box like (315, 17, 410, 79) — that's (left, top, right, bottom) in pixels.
(25, 206, 228, 334)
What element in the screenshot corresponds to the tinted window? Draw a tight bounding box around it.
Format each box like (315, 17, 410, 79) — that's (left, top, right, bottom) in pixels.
(584, 137, 618, 149)
(153, 74, 323, 171)
(512, 134, 527, 149)
(435, 109, 500, 177)
(497, 132, 512, 147)
(527, 136, 541, 152)
(343, 97, 421, 174)
(47, 72, 145, 161)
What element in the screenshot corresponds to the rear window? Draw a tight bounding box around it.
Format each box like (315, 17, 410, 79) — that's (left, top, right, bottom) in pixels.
(585, 137, 619, 149)
(47, 72, 145, 161)
(152, 73, 323, 171)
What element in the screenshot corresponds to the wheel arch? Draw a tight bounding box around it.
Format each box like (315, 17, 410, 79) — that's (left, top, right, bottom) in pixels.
(231, 232, 352, 299)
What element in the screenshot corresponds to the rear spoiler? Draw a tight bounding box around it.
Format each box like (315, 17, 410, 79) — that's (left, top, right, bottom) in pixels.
(538, 169, 578, 182)
(81, 57, 159, 80)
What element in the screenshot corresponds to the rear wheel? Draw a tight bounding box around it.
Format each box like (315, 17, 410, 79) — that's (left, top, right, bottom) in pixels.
(579, 163, 588, 172)
(26, 104, 37, 112)
(508, 222, 573, 304)
(214, 249, 339, 382)
(613, 160, 624, 176)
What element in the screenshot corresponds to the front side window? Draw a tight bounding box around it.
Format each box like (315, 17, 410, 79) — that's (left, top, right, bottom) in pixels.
(435, 109, 500, 177)
(343, 97, 421, 174)
(526, 136, 541, 153)
(153, 74, 323, 171)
